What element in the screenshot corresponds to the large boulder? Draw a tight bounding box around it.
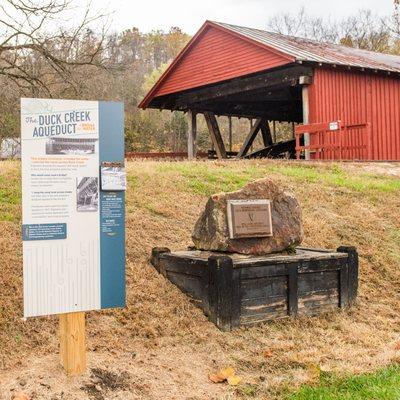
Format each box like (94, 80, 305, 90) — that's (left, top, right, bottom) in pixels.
(192, 178, 303, 255)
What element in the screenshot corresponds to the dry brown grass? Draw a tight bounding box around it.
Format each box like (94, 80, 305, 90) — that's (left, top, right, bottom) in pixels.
(0, 159, 399, 399)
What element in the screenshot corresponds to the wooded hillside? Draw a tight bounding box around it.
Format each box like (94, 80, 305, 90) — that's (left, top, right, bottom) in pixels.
(2, 1, 400, 153)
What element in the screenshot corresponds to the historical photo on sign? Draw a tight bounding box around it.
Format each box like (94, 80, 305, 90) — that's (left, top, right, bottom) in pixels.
(76, 177, 99, 212)
(46, 137, 98, 155)
(101, 163, 126, 191)
(227, 199, 273, 239)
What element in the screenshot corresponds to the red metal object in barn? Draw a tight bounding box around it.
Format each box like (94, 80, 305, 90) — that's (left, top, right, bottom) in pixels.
(140, 21, 400, 161)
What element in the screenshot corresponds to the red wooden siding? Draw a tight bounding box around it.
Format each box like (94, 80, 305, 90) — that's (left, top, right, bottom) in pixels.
(309, 68, 400, 160)
(153, 25, 293, 97)
(369, 74, 400, 160)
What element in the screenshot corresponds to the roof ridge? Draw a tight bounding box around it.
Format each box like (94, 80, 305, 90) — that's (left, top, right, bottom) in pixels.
(211, 20, 400, 61)
(211, 20, 335, 45)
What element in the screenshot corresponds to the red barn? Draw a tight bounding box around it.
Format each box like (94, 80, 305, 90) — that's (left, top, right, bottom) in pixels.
(139, 21, 400, 161)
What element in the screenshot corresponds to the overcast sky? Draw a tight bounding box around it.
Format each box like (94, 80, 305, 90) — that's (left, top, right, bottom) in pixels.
(92, 0, 394, 34)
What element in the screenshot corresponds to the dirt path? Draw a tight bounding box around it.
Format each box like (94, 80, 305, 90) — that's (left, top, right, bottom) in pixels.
(1, 343, 231, 400)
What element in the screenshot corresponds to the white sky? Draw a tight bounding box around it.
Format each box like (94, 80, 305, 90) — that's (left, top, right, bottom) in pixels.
(89, 0, 395, 34)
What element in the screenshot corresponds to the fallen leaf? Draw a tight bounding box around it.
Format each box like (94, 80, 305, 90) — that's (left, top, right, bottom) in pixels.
(209, 373, 225, 383)
(263, 349, 273, 358)
(227, 375, 243, 386)
(219, 367, 235, 379)
(395, 342, 400, 350)
(209, 366, 237, 384)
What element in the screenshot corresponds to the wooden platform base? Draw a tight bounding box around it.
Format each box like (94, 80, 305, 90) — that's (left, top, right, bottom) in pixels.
(151, 246, 358, 331)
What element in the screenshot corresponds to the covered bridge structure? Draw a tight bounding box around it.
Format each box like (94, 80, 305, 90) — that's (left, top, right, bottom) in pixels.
(139, 21, 400, 161)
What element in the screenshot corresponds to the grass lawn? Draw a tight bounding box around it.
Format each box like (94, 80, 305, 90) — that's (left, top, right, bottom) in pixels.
(288, 364, 400, 400)
(0, 159, 399, 399)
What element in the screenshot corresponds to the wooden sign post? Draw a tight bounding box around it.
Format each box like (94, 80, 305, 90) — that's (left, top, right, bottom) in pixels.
(59, 312, 86, 376)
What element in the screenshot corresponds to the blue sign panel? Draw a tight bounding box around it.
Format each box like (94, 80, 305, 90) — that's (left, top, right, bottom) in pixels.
(22, 223, 67, 241)
(99, 101, 126, 309)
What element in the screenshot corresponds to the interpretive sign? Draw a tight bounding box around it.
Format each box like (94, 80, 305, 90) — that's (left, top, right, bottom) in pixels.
(101, 162, 126, 191)
(21, 98, 125, 318)
(227, 199, 273, 239)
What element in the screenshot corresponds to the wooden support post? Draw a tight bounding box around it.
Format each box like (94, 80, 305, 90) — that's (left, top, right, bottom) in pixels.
(249, 119, 253, 153)
(151, 247, 171, 273)
(204, 111, 227, 159)
(187, 110, 197, 160)
(337, 246, 359, 306)
(228, 116, 232, 152)
(208, 255, 240, 331)
(260, 120, 273, 146)
(59, 312, 86, 376)
(237, 118, 263, 158)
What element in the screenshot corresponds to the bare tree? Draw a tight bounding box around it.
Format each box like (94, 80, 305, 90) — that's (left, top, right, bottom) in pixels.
(0, 0, 108, 96)
(267, 8, 394, 54)
(267, 7, 340, 43)
(386, 0, 400, 42)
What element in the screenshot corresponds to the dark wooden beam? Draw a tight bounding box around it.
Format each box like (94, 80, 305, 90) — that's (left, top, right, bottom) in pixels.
(237, 118, 263, 158)
(245, 139, 296, 159)
(189, 86, 299, 105)
(202, 99, 293, 107)
(173, 65, 312, 108)
(192, 102, 302, 121)
(150, 85, 301, 110)
(195, 108, 302, 122)
(187, 110, 197, 160)
(196, 100, 299, 113)
(228, 116, 232, 152)
(260, 121, 273, 146)
(203, 111, 227, 159)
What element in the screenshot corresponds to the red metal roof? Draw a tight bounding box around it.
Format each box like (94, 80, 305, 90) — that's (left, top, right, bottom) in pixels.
(215, 22, 400, 74)
(139, 21, 294, 108)
(140, 20, 400, 109)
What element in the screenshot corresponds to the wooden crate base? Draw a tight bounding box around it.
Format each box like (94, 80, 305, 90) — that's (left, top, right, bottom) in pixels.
(151, 246, 358, 331)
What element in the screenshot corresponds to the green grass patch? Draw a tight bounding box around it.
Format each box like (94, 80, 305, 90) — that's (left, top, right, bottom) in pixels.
(0, 211, 17, 222)
(287, 364, 400, 400)
(0, 176, 20, 205)
(126, 175, 139, 189)
(0, 173, 21, 222)
(270, 165, 400, 193)
(155, 163, 267, 196)
(155, 162, 400, 196)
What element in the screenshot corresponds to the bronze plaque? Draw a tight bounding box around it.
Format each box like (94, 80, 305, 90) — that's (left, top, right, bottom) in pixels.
(227, 199, 273, 239)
